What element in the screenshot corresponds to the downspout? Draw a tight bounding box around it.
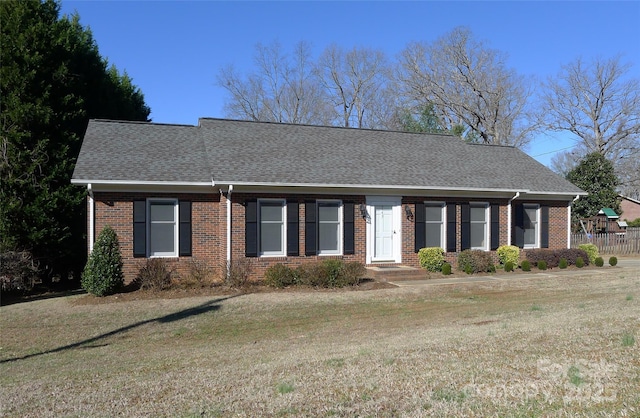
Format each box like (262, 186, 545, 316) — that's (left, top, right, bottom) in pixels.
(507, 192, 520, 246)
(88, 184, 94, 253)
(226, 185, 234, 277)
(569, 194, 580, 249)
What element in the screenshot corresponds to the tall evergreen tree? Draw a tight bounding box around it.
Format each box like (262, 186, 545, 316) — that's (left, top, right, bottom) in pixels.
(567, 152, 620, 224)
(1, 0, 150, 283)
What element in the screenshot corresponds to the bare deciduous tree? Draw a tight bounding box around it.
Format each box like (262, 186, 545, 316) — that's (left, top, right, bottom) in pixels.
(315, 44, 389, 128)
(217, 41, 330, 124)
(542, 56, 640, 197)
(395, 26, 536, 147)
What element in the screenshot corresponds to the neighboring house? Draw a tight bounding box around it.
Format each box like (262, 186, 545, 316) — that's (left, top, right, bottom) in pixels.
(71, 118, 586, 281)
(620, 195, 640, 222)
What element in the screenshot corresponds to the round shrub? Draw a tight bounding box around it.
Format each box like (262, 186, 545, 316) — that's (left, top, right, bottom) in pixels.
(457, 249, 493, 274)
(418, 247, 445, 272)
(576, 257, 585, 268)
(559, 258, 568, 269)
(441, 263, 452, 275)
(537, 260, 547, 271)
(497, 245, 520, 266)
(521, 260, 531, 272)
(609, 256, 618, 267)
(578, 243, 599, 265)
(81, 226, 123, 296)
(264, 263, 296, 288)
(594, 257, 604, 267)
(504, 261, 514, 272)
(134, 258, 173, 291)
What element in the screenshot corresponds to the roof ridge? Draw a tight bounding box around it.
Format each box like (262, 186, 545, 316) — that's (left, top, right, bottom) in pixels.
(90, 118, 196, 128)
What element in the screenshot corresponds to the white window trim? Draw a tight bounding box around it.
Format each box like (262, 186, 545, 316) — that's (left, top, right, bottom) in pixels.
(470, 202, 489, 251)
(258, 199, 286, 257)
(317, 199, 343, 256)
(424, 201, 446, 249)
(147, 198, 179, 258)
(523, 204, 540, 249)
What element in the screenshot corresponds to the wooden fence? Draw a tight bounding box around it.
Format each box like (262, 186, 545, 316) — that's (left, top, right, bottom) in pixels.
(571, 228, 640, 255)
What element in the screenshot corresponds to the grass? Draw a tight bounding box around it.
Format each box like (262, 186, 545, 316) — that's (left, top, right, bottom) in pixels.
(1, 269, 639, 416)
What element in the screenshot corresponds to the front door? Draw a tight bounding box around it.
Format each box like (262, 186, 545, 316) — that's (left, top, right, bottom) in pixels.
(374, 205, 394, 260)
(366, 196, 402, 264)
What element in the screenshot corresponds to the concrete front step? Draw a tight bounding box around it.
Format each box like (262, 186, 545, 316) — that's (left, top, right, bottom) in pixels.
(365, 265, 427, 282)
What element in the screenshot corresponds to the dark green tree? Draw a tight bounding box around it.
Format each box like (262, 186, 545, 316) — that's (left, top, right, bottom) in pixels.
(398, 103, 446, 134)
(567, 152, 621, 224)
(81, 225, 123, 296)
(1, 0, 150, 284)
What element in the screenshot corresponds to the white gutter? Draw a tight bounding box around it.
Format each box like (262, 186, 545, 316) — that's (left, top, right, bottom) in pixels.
(88, 184, 94, 253)
(569, 194, 580, 248)
(507, 192, 520, 246)
(226, 185, 233, 277)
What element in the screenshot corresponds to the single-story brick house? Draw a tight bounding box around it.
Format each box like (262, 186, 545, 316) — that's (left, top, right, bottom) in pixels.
(71, 118, 586, 281)
(620, 195, 640, 222)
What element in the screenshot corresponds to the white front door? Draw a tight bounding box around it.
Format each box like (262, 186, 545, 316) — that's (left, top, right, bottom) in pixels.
(366, 196, 402, 264)
(374, 205, 394, 260)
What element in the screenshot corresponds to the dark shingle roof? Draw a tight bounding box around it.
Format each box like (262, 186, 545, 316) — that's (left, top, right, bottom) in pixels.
(72, 118, 585, 196)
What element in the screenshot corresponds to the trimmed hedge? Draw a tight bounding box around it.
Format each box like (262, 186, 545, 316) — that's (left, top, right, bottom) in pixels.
(457, 250, 494, 274)
(264, 260, 365, 288)
(526, 248, 590, 268)
(418, 247, 445, 272)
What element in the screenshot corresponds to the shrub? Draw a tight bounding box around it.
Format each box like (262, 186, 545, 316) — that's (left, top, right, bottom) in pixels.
(186, 257, 216, 287)
(441, 263, 452, 275)
(594, 257, 604, 267)
(521, 260, 531, 272)
(225, 258, 252, 288)
(504, 261, 514, 272)
(525, 249, 559, 268)
(264, 264, 296, 288)
(547, 248, 590, 266)
(0, 251, 39, 293)
(537, 260, 547, 270)
(609, 256, 618, 267)
(342, 262, 367, 286)
(576, 257, 585, 268)
(497, 245, 520, 266)
(134, 258, 173, 291)
(559, 258, 568, 269)
(418, 247, 445, 272)
(457, 250, 493, 274)
(578, 243, 599, 264)
(81, 226, 124, 296)
(296, 260, 364, 288)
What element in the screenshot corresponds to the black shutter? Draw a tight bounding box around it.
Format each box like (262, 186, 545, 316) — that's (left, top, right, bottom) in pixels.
(414, 202, 425, 252)
(541, 205, 549, 248)
(133, 200, 146, 257)
(460, 204, 470, 251)
(513, 203, 524, 248)
(287, 201, 299, 256)
(447, 203, 457, 252)
(245, 200, 258, 257)
(179, 201, 192, 256)
(305, 201, 317, 256)
(491, 204, 500, 250)
(343, 202, 355, 255)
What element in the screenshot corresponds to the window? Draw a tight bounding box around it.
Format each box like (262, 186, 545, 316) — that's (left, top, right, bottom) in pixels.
(424, 202, 445, 248)
(470, 203, 489, 250)
(523, 204, 539, 248)
(149, 200, 178, 256)
(317, 201, 342, 255)
(259, 200, 286, 256)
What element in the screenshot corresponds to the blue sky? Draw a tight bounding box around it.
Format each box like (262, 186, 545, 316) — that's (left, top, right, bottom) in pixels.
(60, 1, 640, 166)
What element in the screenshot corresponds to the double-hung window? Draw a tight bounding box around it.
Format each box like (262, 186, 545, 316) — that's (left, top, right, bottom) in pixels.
(523, 204, 539, 248)
(259, 200, 286, 256)
(424, 202, 445, 248)
(317, 201, 342, 255)
(470, 203, 489, 250)
(148, 200, 179, 257)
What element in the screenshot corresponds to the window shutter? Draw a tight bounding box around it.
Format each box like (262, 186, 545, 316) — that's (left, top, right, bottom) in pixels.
(541, 205, 549, 248)
(287, 201, 299, 256)
(447, 203, 457, 252)
(491, 204, 500, 250)
(133, 200, 146, 257)
(179, 201, 192, 256)
(305, 201, 317, 256)
(414, 202, 425, 252)
(245, 200, 258, 257)
(460, 204, 470, 251)
(513, 203, 524, 248)
(343, 202, 355, 255)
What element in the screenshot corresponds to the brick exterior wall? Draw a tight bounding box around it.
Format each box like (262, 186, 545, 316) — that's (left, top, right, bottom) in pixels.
(89, 191, 571, 283)
(621, 198, 640, 222)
